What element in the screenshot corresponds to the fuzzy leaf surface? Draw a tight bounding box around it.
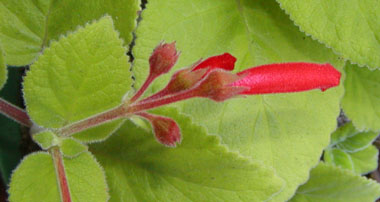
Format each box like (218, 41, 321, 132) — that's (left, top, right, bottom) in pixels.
(342, 63, 380, 131)
(133, 0, 343, 200)
(23, 17, 132, 142)
(8, 151, 108, 202)
(277, 0, 380, 69)
(91, 108, 284, 202)
(0, 0, 140, 66)
(289, 163, 380, 202)
(32, 130, 57, 150)
(60, 138, 88, 158)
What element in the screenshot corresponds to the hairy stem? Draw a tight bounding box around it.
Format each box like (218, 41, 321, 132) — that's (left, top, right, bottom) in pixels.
(51, 147, 71, 202)
(0, 97, 31, 127)
(130, 74, 155, 103)
(58, 104, 129, 136)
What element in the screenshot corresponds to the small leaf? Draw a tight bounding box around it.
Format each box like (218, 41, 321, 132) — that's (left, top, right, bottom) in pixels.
(277, 0, 380, 69)
(324, 148, 354, 171)
(23, 16, 132, 142)
(32, 131, 58, 150)
(60, 138, 88, 158)
(91, 108, 284, 202)
(350, 145, 378, 175)
(0, 0, 140, 66)
(342, 63, 380, 131)
(0, 46, 7, 89)
(290, 163, 380, 202)
(8, 151, 108, 202)
(330, 122, 379, 152)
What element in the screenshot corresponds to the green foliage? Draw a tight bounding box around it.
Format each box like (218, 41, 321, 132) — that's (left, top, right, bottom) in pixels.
(32, 130, 57, 150)
(8, 151, 108, 202)
(290, 163, 380, 202)
(91, 108, 284, 202)
(133, 0, 344, 200)
(0, 46, 6, 89)
(0, 0, 140, 66)
(60, 138, 88, 158)
(324, 122, 379, 174)
(342, 63, 380, 131)
(277, 0, 380, 69)
(23, 16, 133, 142)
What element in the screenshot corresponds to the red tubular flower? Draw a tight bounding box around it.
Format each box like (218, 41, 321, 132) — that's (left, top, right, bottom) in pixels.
(192, 53, 236, 72)
(232, 62, 341, 95)
(136, 112, 181, 147)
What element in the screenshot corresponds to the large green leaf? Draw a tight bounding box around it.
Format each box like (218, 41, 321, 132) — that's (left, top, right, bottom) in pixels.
(0, 0, 140, 66)
(8, 151, 108, 202)
(0, 46, 6, 89)
(91, 108, 284, 202)
(23, 16, 132, 142)
(342, 63, 380, 131)
(289, 163, 380, 202)
(277, 0, 380, 69)
(133, 0, 344, 200)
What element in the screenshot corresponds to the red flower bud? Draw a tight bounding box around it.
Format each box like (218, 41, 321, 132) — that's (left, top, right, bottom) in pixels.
(149, 42, 179, 76)
(136, 112, 181, 147)
(194, 70, 247, 102)
(232, 63, 341, 95)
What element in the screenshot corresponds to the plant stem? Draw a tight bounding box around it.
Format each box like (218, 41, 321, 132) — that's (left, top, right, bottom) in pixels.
(58, 104, 128, 136)
(127, 89, 197, 113)
(58, 89, 197, 137)
(51, 147, 71, 202)
(0, 97, 31, 127)
(130, 74, 155, 103)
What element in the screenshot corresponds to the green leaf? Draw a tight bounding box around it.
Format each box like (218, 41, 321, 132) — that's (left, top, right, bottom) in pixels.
(8, 151, 108, 202)
(60, 138, 88, 158)
(324, 148, 354, 171)
(276, 0, 380, 69)
(0, 0, 140, 66)
(0, 46, 7, 89)
(23, 16, 132, 142)
(289, 163, 380, 202)
(91, 108, 284, 202)
(325, 122, 379, 175)
(342, 63, 380, 131)
(32, 130, 58, 150)
(133, 0, 344, 200)
(350, 145, 378, 175)
(330, 122, 378, 152)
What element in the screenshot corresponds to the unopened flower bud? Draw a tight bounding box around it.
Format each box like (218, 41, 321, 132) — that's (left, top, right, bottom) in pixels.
(194, 70, 247, 102)
(136, 112, 181, 147)
(149, 42, 179, 77)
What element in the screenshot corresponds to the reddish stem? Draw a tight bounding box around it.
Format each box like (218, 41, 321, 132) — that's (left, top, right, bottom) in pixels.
(58, 89, 197, 137)
(127, 89, 197, 113)
(58, 105, 128, 136)
(51, 147, 72, 202)
(130, 75, 156, 103)
(0, 97, 32, 127)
